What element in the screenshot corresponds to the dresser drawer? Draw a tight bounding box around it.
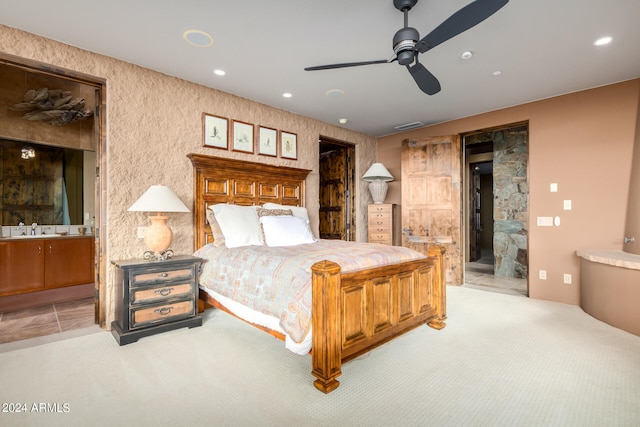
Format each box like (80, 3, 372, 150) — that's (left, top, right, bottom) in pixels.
(369, 216, 391, 228)
(369, 204, 391, 213)
(130, 281, 194, 306)
(369, 233, 391, 242)
(130, 299, 195, 329)
(131, 267, 194, 286)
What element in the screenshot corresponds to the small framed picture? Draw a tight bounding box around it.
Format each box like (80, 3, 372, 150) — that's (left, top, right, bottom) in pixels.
(257, 126, 278, 157)
(280, 131, 297, 160)
(232, 120, 254, 153)
(202, 113, 228, 149)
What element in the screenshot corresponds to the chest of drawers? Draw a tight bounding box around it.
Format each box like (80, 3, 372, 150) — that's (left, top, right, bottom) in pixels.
(111, 255, 203, 345)
(368, 204, 395, 245)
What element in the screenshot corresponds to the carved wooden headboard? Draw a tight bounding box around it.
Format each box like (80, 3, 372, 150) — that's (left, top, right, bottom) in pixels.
(187, 154, 311, 250)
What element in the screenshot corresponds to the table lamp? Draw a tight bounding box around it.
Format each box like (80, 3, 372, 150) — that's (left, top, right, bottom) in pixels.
(128, 185, 190, 260)
(362, 163, 394, 204)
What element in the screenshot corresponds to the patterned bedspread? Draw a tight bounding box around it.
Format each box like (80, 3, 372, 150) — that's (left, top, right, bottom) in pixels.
(194, 240, 426, 343)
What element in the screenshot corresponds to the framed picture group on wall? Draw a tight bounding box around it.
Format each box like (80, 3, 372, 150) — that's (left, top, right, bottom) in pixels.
(202, 112, 297, 160)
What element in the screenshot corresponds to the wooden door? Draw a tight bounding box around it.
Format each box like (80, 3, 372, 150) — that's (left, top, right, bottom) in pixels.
(319, 147, 354, 240)
(402, 136, 462, 285)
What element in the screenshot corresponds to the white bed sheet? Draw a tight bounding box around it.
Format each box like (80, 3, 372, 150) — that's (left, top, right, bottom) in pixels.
(200, 286, 312, 355)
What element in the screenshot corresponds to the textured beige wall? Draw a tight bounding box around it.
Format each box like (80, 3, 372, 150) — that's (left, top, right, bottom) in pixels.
(379, 80, 640, 306)
(0, 25, 377, 327)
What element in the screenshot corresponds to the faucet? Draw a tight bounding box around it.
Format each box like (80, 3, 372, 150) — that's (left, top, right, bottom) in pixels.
(18, 221, 26, 235)
(31, 222, 37, 236)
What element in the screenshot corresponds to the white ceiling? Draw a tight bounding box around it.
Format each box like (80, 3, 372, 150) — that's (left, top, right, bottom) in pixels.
(2, 0, 639, 137)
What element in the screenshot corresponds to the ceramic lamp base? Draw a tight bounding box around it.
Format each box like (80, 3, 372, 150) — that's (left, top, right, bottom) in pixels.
(144, 215, 173, 257)
(368, 180, 389, 204)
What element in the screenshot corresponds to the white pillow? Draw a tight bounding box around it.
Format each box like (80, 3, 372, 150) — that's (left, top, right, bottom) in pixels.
(260, 215, 316, 247)
(210, 204, 263, 248)
(262, 202, 310, 224)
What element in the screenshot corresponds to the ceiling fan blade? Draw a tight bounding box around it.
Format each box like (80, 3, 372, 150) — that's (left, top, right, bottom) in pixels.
(415, 0, 509, 53)
(407, 62, 441, 95)
(305, 59, 390, 71)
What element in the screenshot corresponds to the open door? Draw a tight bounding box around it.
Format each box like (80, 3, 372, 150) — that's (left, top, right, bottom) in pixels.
(318, 139, 355, 240)
(401, 136, 462, 285)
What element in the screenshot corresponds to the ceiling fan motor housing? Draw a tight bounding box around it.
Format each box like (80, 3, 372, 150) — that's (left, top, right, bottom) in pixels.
(393, 27, 419, 65)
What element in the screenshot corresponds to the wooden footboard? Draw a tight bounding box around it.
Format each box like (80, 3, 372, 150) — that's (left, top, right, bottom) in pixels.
(311, 245, 446, 393)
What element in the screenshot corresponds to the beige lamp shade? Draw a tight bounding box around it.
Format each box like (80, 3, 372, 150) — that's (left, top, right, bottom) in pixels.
(128, 185, 190, 260)
(362, 163, 394, 204)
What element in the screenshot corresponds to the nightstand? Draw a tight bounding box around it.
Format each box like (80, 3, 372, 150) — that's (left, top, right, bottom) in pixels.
(111, 255, 203, 345)
(368, 204, 395, 245)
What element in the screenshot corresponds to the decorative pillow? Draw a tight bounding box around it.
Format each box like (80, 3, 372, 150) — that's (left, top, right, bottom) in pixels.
(257, 208, 293, 217)
(210, 204, 264, 248)
(262, 202, 310, 223)
(205, 208, 226, 247)
(259, 215, 316, 247)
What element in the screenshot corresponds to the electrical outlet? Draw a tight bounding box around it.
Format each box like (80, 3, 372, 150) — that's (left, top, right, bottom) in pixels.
(137, 227, 147, 239)
(563, 273, 572, 284)
(539, 270, 547, 280)
(563, 200, 572, 210)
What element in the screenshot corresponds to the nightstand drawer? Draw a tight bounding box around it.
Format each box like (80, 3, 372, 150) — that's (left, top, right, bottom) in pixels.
(131, 299, 195, 329)
(130, 282, 194, 306)
(132, 268, 194, 286)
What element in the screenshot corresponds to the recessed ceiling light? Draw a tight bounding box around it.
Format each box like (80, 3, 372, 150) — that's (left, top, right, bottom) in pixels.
(326, 89, 344, 98)
(182, 29, 214, 47)
(213, 69, 226, 76)
(282, 93, 292, 98)
(460, 51, 473, 60)
(339, 118, 348, 124)
(492, 70, 502, 76)
(594, 36, 613, 46)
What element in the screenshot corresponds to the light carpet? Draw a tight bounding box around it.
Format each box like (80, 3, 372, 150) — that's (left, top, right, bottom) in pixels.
(0, 286, 638, 427)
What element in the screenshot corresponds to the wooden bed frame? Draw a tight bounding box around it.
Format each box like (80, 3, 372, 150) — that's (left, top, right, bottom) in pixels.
(188, 153, 446, 393)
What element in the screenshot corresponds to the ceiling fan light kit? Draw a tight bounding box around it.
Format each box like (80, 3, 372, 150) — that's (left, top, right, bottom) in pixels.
(305, 0, 509, 95)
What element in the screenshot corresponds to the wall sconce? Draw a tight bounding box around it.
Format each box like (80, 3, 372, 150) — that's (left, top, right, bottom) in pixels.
(362, 163, 394, 204)
(128, 185, 190, 261)
(21, 146, 35, 159)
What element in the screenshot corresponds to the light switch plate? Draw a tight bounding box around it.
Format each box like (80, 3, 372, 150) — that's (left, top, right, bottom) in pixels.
(563, 200, 572, 210)
(537, 216, 553, 226)
(550, 183, 558, 192)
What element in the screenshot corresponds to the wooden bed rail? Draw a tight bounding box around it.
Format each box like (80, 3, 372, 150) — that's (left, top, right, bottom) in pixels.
(310, 245, 446, 393)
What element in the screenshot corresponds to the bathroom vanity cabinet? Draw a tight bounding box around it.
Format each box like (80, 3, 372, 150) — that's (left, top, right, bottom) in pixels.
(0, 236, 94, 297)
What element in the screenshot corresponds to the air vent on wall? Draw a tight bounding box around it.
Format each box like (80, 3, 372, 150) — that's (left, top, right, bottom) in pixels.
(394, 121, 425, 132)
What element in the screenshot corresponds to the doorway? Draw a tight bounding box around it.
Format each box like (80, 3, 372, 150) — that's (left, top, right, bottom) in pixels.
(318, 137, 356, 241)
(0, 54, 106, 336)
(462, 123, 529, 296)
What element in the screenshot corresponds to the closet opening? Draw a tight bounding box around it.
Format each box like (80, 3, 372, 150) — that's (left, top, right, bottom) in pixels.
(318, 137, 356, 241)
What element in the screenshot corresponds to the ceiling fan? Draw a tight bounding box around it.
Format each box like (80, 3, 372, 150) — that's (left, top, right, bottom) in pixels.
(304, 0, 509, 95)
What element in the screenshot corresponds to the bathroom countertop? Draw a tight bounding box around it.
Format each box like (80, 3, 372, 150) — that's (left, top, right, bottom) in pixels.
(576, 250, 640, 271)
(0, 234, 93, 241)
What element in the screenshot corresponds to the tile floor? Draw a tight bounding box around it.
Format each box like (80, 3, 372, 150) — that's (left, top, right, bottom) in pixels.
(463, 249, 528, 297)
(0, 297, 96, 344)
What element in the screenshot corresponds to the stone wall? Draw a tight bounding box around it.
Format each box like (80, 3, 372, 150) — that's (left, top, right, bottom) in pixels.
(493, 125, 529, 278)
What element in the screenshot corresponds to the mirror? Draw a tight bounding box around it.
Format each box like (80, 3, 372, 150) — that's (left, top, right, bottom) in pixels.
(1, 138, 95, 226)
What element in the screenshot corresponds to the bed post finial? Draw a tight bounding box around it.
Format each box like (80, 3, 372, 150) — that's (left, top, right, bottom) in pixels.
(311, 260, 342, 393)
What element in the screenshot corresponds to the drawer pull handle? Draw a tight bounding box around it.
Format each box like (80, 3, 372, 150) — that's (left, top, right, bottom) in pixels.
(155, 287, 174, 296)
(159, 273, 169, 278)
(154, 307, 173, 316)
